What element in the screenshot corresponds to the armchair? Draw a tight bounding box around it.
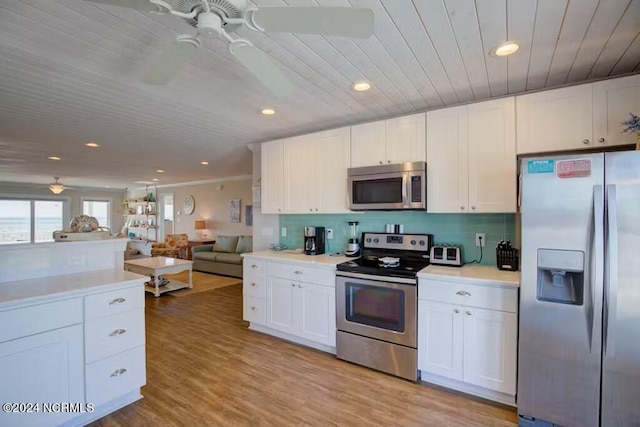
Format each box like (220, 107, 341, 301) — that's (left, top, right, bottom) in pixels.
(151, 233, 188, 259)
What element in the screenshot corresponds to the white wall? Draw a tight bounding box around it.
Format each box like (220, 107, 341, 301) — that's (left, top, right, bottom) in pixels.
(0, 182, 125, 232)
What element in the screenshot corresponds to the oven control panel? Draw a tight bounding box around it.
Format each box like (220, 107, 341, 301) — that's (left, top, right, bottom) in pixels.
(362, 233, 433, 252)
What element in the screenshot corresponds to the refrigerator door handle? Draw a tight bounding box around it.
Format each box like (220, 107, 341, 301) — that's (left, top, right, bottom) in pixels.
(590, 185, 604, 353)
(605, 184, 618, 356)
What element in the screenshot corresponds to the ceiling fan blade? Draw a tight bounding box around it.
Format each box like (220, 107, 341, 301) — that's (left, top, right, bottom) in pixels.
(84, 0, 159, 12)
(232, 44, 294, 97)
(251, 7, 374, 38)
(141, 40, 198, 85)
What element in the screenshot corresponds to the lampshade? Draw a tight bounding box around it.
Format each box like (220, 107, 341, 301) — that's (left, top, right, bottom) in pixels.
(194, 219, 206, 230)
(49, 183, 65, 194)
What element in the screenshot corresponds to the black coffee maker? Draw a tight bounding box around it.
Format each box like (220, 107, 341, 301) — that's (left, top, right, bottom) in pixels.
(304, 226, 326, 255)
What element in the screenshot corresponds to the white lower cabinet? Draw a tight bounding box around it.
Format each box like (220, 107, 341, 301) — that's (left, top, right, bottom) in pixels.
(418, 278, 518, 405)
(244, 257, 336, 350)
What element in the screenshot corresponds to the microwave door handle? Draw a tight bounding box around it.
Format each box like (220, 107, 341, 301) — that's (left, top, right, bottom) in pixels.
(402, 174, 409, 207)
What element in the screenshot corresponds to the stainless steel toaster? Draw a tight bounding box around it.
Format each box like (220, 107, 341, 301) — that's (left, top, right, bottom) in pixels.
(430, 245, 463, 267)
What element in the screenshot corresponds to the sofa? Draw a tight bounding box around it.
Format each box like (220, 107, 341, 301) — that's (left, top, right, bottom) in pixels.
(191, 235, 252, 278)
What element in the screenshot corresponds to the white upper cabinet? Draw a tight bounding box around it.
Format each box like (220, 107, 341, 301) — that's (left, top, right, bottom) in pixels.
(261, 140, 284, 214)
(593, 74, 640, 147)
(283, 135, 313, 214)
(517, 84, 594, 154)
(351, 113, 426, 167)
(467, 98, 517, 213)
(386, 113, 427, 164)
(351, 121, 386, 167)
(426, 105, 469, 213)
(312, 127, 351, 213)
(427, 98, 516, 213)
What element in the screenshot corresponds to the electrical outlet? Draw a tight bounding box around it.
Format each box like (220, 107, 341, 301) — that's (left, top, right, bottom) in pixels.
(281, 227, 287, 238)
(475, 233, 486, 247)
(327, 229, 334, 239)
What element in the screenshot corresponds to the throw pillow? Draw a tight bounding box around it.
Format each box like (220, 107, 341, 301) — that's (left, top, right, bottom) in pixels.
(235, 236, 253, 254)
(213, 236, 239, 253)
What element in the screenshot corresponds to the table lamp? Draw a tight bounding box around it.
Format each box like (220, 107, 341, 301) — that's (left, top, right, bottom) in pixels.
(194, 219, 207, 239)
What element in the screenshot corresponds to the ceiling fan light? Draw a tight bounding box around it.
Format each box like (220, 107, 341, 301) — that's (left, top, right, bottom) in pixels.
(49, 183, 65, 194)
(491, 42, 520, 57)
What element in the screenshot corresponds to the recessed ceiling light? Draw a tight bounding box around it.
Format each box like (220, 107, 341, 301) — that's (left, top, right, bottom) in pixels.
(85, 141, 99, 148)
(156, 169, 165, 173)
(105, 185, 111, 188)
(48, 156, 61, 161)
(261, 108, 276, 116)
(152, 178, 159, 182)
(352, 81, 371, 92)
(201, 161, 209, 165)
(490, 42, 520, 57)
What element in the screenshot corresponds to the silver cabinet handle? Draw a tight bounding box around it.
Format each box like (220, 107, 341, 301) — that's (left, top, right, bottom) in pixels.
(583, 139, 590, 145)
(315, 208, 318, 211)
(379, 161, 383, 164)
(109, 329, 126, 337)
(294, 270, 302, 275)
(251, 264, 258, 269)
(466, 311, 472, 316)
(291, 283, 295, 287)
(460, 206, 465, 210)
(109, 298, 126, 305)
(110, 368, 127, 377)
(471, 206, 476, 210)
(251, 282, 257, 287)
(251, 306, 256, 311)
(387, 160, 391, 164)
(297, 284, 303, 288)
(309, 208, 312, 211)
(454, 309, 460, 314)
(598, 138, 605, 143)
(456, 291, 471, 296)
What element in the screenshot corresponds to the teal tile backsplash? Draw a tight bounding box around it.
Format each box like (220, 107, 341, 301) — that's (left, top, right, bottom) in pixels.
(279, 212, 516, 266)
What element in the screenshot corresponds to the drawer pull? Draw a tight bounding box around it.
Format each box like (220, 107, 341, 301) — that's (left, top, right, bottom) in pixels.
(109, 297, 126, 305)
(466, 311, 472, 316)
(456, 291, 471, 297)
(110, 368, 127, 377)
(294, 270, 302, 275)
(251, 282, 257, 287)
(251, 306, 256, 311)
(109, 329, 126, 337)
(251, 264, 258, 269)
(454, 309, 460, 314)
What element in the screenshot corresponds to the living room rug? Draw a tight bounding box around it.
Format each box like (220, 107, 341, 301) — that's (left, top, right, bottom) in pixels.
(159, 271, 242, 297)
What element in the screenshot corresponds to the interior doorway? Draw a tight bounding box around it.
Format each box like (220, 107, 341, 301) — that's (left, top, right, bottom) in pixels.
(161, 193, 174, 240)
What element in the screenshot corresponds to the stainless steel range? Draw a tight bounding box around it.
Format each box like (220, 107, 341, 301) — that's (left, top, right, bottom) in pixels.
(335, 232, 433, 381)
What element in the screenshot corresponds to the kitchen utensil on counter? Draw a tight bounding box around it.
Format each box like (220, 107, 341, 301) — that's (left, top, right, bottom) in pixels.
(345, 221, 361, 257)
(496, 240, 519, 271)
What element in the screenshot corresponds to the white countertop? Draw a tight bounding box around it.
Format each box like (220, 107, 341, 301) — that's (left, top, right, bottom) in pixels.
(417, 265, 520, 288)
(0, 269, 147, 310)
(243, 250, 352, 269)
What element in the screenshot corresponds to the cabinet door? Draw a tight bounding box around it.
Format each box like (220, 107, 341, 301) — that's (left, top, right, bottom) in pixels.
(462, 307, 517, 395)
(516, 84, 593, 154)
(467, 97, 517, 213)
(314, 127, 351, 213)
(283, 135, 312, 213)
(261, 140, 284, 214)
(0, 325, 84, 427)
(426, 106, 469, 213)
(386, 113, 426, 164)
(417, 300, 463, 381)
(351, 120, 386, 167)
(593, 74, 640, 147)
(298, 282, 336, 347)
(266, 277, 297, 335)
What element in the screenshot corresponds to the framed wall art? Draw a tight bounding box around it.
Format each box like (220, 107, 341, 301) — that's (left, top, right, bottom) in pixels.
(230, 199, 241, 223)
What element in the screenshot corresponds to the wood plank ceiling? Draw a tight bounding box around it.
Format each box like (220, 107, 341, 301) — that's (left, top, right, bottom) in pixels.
(0, 0, 638, 188)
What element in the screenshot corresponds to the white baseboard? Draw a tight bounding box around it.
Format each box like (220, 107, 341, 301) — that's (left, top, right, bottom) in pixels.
(419, 371, 516, 407)
(64, 390, 143, 427)
(249, 323, 336, 355)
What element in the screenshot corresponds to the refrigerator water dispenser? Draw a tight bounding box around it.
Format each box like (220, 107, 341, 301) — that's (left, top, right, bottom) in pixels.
(536, 249, 585, 305)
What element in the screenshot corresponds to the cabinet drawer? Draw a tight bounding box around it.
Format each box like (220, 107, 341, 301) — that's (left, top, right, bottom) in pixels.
(85, 285, 144, 320)
(267, 262, 334, 286)
(86, 345, 146, 407)
(85, 309, 145, 363)
(0, 298, 82, 343)
(419, 280, 517, 313)
(244, 259, 267, 280)
(243, 276, 266, 298)
(243, 296, 266, 325)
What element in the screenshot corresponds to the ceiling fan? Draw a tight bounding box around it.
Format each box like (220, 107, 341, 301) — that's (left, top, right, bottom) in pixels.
(49, 177, 71, 194)
(85, 0, 375, 96)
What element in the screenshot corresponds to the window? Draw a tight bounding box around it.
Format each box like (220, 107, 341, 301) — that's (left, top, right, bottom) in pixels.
(83, 200, 110, 229)
(0, 199, 64, 244)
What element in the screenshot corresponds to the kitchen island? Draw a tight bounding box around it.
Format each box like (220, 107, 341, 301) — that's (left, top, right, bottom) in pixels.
(0, 239, 147, 427)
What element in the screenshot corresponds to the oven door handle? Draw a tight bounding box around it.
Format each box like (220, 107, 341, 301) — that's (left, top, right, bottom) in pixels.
(336, 271, 417, 286)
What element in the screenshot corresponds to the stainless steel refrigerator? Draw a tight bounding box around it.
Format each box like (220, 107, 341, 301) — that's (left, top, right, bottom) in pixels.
(518, 151, 640, 427)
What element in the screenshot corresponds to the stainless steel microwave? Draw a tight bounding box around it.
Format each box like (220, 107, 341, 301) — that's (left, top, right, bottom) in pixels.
(348, 161, 427, 210)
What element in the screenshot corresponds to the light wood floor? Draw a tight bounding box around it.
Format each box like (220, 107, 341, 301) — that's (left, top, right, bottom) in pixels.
(91, 281, 517, 426)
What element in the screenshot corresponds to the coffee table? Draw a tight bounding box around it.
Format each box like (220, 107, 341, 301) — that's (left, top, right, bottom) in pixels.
(124, 256, 193, 297)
